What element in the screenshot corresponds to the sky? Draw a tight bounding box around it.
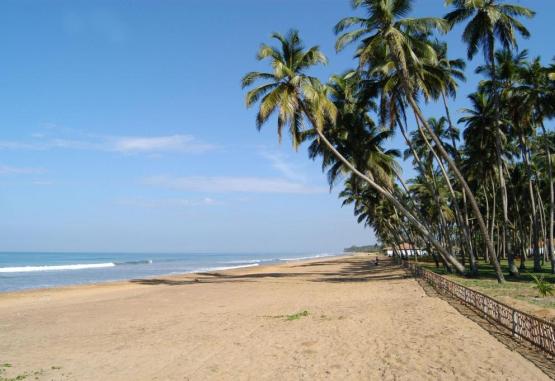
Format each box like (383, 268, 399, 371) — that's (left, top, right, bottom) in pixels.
(0, 0, 552, 253)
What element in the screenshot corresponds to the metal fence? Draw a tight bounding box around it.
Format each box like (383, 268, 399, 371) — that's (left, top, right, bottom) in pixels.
(401, 260, 555, 356)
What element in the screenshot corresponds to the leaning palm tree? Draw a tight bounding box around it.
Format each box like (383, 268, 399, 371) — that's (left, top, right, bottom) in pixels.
(429, 40, 466, 149)
(241, 29, 465, 273)
(305, 71, 399, 191)
(335, 0, 504, 281)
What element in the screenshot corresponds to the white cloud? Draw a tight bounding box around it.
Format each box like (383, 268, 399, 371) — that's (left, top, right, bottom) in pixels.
(0, 165, 45, 175)
(260, 151, 307, 182)
(0, 134, 213, 155)
(110, 135, 213, 154)
(144, 175, 326, 194)
(118, 197, 219, 209)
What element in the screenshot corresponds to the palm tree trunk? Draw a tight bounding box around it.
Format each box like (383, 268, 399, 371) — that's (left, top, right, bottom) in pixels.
(490, 175, 497, 262)
(494, 132, 515, 274)
(540, 122, 555, 273)
(414, 119, 477, 274)
(513, 198, 526, 270)
(519, 136, 542, 272)
(536, 185, 547, 263)
(484, 184, 490, 263)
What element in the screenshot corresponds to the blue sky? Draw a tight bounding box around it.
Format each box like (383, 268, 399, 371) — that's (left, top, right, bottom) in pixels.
(0, 0, 552, 253)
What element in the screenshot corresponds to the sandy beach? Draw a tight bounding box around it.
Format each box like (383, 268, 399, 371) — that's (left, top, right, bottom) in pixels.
(0, 254, 549, 380)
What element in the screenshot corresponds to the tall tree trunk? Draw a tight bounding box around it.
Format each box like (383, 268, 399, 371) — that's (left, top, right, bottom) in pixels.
(489, 174, 497, 262)
(536, 186, 547, 263)
(441, 90, 475, 264)
(540, 122, 555, 273)
(415, 119, 478, 274)
(519, 136, 542, 272)
(395, 121, 443, 232)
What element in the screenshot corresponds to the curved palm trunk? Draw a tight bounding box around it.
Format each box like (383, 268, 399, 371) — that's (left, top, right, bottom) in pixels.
(441, 92, 477, 270)
(414, 119, 477, 274)
(388, 38, 505, 282)
(405, 91, 504, 281)
(302, 104, 466, 274)
(397, 118, 452, 246)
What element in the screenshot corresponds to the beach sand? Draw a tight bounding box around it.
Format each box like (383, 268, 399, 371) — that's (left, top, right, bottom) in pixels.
(0, 254, 549, 380)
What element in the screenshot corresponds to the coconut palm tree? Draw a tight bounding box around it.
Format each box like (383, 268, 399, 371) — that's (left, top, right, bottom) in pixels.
(517, 58, 555, 273)
(475, 49, 530, 275)
(444, 0, 535, 63)
(304, 71, 399, 191)
(445, 0, 535, 278)
(429, 40, 466, 150)
(459, 90, 521, 274)
(242, 29, 466, 273)
(335, 0, 503, 280)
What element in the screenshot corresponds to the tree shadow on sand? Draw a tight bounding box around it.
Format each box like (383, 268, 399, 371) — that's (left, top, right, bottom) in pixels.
(129, 257, 407, 286)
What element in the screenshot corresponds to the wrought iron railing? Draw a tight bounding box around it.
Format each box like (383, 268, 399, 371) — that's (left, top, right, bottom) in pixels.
(401, 260, 555, 356)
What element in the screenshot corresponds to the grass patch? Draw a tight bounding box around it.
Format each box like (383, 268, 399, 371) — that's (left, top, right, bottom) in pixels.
(286, 310, 309, 321)
(415, 258, 555, 320)
(0, 364, 27, 381)
(264, 310, 310, 321)
(0, 364, 61, 381)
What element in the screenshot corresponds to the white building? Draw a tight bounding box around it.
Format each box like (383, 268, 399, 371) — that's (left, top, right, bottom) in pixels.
(384, 243, 428, 257)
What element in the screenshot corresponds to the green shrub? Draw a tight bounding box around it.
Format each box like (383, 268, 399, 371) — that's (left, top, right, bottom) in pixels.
(530, 274, 554, 297)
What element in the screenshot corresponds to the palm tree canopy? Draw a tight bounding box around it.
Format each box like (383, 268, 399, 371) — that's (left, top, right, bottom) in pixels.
(241, 30, 335, 147)
(304, 71, 400, 190)
(444, 0, 535, 60)
(335, 0, 448, 88)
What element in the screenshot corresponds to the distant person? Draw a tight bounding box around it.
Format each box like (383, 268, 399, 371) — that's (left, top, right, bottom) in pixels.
(375, 256, 379, 266)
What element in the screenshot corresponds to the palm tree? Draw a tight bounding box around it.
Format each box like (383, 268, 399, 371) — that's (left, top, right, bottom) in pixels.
(445, 0, 535, 278)
(429, 40, 466, 151)
(407, 117, 458, 167)
(444, 0, 535, 64)
(459, 91, 519, 274)
(518, 58, 555, 273)
(242, 29, 466, 273)
(335, 0, 504, 281)
(305, 71, 399, 191)
(476, 49, 530, 275)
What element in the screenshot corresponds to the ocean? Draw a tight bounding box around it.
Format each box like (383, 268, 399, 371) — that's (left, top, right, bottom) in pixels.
(0, 251, 339, 292)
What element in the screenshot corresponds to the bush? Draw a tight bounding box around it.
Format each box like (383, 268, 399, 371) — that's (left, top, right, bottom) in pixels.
(530, 274, 554, 297)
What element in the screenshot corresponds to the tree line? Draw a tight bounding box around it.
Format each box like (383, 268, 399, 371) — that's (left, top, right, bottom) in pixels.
(242, 0, 555, 283)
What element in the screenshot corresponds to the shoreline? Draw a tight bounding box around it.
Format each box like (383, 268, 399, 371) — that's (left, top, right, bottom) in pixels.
(0, 252, 358, 299)
(1, 252, 547, 380)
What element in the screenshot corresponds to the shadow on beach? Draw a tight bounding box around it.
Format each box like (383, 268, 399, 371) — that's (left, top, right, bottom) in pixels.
(129, 256, 408, 286)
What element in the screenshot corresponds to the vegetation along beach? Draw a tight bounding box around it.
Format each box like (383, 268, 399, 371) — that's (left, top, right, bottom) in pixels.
(1, 0, 555, 379)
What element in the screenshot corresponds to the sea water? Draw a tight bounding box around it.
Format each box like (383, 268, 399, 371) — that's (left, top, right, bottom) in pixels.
(0, 251, 338, 292)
